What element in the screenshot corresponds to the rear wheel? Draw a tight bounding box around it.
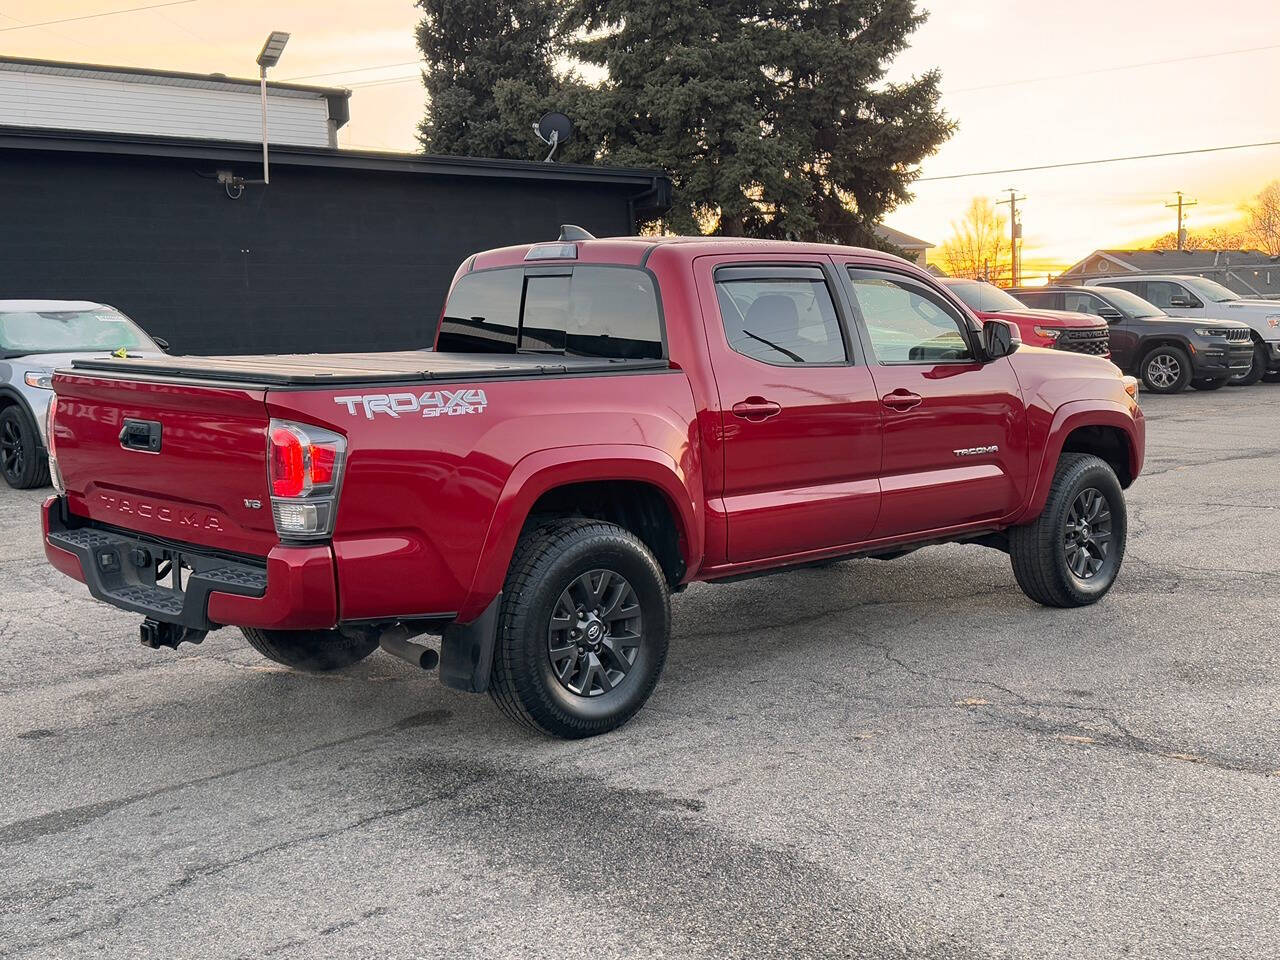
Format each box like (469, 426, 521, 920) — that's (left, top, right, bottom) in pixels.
(1009, 453, 1127, 608)
(1190, 377, 1228, 391)
(1, 406, 50, 489)
(1139, 345, 1190, 394)
(489, 517, 670, 738)
(240, 627, 378, 671)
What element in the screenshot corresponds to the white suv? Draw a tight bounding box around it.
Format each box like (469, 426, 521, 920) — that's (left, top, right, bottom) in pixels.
(1082, 275, 1280, 385)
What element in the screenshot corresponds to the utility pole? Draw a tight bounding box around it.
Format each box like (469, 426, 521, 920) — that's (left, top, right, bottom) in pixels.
(996, 188, 1025, 286)
(1166, 191, 1197, 250)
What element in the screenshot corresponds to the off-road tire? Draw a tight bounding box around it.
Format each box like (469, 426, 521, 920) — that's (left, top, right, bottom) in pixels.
(489, 517, 670, 739)
(1190, 377, 1228, 391)
(1009, 453, 1127, 608)
(1230, 342, 1266, 386)
(1, 406, 50, 489)
(1139, 345, 1191, 394)
(240, 627, 379, 671)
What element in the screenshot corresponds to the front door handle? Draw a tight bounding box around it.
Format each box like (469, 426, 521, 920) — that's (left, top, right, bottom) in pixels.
(732, 397, 782, 422)
(881, 389, 923, 412)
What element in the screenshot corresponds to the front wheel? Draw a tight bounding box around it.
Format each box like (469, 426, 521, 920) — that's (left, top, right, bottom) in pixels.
(1139, 345, 1191, 394)
(489, 518, 671, 738)
(1231, 342, 1267, 386)
(240, 627, 379, 671)
(1190, 377, 1228, 391)
(1, 406, 50, 489)
(1009, 453, 1127, 608)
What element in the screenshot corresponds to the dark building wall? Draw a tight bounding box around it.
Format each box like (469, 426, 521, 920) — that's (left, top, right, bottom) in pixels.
(0, 147, 638, 354)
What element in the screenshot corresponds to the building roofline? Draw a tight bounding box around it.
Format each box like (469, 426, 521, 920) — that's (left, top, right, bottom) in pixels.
(0, 125, 672, 213)
(0, 54, 352, 128)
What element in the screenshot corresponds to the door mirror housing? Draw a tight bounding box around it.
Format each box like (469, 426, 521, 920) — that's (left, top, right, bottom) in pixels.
(981, 319, 1019, 360)
(151, 337, 170, 352)
(1097, 306, 1124, 323)
(1168, 295, 1193, 309)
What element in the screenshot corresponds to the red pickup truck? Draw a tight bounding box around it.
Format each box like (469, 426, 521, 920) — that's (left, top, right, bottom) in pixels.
(42, 229, 1145, 738)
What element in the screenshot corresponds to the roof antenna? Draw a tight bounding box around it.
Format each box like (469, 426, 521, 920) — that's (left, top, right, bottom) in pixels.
(532, 111, 574, 162)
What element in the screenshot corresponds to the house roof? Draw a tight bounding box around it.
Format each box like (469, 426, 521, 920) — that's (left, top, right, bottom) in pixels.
(1064, 248, 1280, 275)
(875, 224, 934, 250)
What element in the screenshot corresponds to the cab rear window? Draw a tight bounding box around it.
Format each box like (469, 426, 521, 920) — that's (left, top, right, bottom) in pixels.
(438, 266, 664, 360)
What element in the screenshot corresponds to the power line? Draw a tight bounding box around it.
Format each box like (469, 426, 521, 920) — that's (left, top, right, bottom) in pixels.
(949, 41, 1280, 94)
(284, 60, 422, 82)
(917, 140, 1280, 183)
(0, 0, 198, 32)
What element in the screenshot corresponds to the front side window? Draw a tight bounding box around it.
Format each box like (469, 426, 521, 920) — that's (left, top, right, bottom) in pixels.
(1011, 290, 1061, 310)
(1062, 292, 1110, 316)
(0, 307, 156, 356)
(847, 270, 973, 363)
(714, 267, 846, 364)
(438, 266, 664, 359)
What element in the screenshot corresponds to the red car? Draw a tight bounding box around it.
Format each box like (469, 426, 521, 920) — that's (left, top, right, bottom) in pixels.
(940, 277, 1111, 357)
(42, 231, 1144, 738)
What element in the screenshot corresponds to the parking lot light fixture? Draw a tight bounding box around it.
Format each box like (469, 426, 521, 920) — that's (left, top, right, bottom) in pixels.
(255, 31, 290, 185)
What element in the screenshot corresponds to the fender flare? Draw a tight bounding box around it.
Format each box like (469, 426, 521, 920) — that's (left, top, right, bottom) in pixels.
(456, 444, 703, 621)
(0, 385, 45, 453)
(1021, 399, 1143, 521)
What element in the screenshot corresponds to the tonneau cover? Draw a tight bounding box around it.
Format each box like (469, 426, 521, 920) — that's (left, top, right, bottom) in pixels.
(69, 350, 667, 387)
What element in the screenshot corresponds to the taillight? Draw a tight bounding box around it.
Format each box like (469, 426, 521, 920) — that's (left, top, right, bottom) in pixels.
(266, 419, 346, 539)
(46, 398, 65, 495)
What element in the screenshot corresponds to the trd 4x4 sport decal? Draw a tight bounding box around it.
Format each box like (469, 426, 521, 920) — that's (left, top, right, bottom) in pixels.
(333, 389, 488, 420)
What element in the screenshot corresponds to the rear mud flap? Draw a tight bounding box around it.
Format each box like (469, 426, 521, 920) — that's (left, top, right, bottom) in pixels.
(439, 593, 501, 694)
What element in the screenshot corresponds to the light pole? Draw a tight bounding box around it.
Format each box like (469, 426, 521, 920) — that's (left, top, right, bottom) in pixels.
(255, 31, 290, 185)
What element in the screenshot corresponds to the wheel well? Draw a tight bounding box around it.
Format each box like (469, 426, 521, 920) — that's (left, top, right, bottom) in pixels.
(525, 480, 687, 586)
(1061, 425, 1133, 488)
(1140, 337, 1188, 357)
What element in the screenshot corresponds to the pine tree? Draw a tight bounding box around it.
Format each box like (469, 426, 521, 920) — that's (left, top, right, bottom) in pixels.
(570, 0, 953, 241)
(416, 0, 597, 163)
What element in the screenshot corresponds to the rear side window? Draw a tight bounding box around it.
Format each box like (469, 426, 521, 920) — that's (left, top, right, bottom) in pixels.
(438, 266, 663, 360)
(1013, 290, 1059, 310)
(714, 266, 847, 365)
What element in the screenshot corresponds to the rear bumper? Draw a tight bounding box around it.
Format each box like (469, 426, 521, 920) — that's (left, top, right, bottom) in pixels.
(42, 497, 337, 631)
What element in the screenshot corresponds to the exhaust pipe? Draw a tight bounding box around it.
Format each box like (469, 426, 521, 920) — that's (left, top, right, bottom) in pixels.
(377, 625, 439, 670)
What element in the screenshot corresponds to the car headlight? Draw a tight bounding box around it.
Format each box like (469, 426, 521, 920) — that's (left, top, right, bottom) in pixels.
(23, 372, 53, 390)
(1033, 326, 1062, 340)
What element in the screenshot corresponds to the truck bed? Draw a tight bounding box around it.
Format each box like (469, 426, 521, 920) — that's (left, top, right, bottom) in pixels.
(69, 350, 668, 387)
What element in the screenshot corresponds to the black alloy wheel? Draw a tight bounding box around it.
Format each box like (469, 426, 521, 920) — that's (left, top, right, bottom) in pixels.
(1, 414, 23, 485)
(547, 569, 644, 697)
(1064, 488, 1113, 581)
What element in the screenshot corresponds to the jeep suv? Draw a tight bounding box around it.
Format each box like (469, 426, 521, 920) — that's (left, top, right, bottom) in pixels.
(1008, 285, 1252, 394)
(1081, 274, 1280, 385)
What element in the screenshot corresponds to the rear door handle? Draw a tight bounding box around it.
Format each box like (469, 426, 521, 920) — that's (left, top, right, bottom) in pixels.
(881, 390, 923, 412)
(732, 397, 782, 422)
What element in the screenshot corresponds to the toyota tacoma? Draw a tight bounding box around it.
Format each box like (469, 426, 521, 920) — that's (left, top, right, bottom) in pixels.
(42, 229, 1146, 738)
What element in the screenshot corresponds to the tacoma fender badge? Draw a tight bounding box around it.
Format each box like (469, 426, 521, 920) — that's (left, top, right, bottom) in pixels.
(954, 445, 999, 457)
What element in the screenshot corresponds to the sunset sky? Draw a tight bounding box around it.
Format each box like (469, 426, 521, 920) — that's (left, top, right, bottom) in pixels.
(4, 0, 1278, 277)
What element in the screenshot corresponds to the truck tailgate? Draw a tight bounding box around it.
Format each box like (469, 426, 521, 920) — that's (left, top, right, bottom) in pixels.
(53, 372, 277, 557)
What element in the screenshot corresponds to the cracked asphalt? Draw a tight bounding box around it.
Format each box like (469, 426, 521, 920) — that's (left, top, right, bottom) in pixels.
(2, 385, 1278, 959)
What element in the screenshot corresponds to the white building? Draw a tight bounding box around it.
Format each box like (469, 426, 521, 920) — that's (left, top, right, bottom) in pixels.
(0, 55, 349, 147)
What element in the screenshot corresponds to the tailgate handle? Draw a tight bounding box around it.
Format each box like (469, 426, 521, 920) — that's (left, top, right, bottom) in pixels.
(120, 418, 162, 453)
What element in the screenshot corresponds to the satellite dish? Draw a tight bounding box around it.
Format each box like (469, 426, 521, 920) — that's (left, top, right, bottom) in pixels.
(533, 112, 574, 162)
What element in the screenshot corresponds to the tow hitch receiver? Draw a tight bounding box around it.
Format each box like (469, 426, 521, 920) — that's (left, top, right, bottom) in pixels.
(140, 618, 208, 650)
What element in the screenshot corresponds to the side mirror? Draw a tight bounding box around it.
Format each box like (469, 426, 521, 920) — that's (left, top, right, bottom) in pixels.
(1097, 307, 1123, 323)
(982, 319, 1018, 360)
(1168, 296, 1192, 308)
(152, 337, 170, 352)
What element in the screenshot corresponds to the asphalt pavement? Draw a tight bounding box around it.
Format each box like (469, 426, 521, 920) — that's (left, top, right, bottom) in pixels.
(2, 384, 1277, 959)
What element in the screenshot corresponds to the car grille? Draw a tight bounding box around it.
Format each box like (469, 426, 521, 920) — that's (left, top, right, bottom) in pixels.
(1206, 327, 1251, 342)
(1056, 328, 1111, 356)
